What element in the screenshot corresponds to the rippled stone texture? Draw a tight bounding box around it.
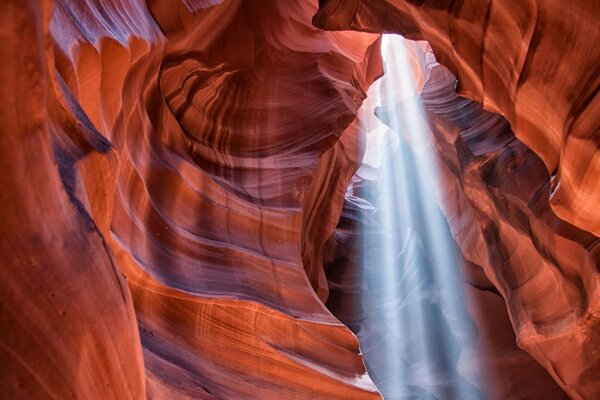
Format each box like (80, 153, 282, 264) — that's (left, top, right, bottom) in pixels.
(324, 41, 587, 399)
(314, 0, 600, 238)
(2, 0, 383, 398)
(2, 0, 598, 399)
(315, 3, 600, 398)
(0, 2, 145, 399)
(373, 42, 597, 398)
(419, 63, 600, 400)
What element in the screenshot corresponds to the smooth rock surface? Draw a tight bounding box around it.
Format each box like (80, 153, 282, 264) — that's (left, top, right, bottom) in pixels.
(1, 1, 598, 399)
(2, 0, 383, 398)
(314, 3, 600, 398)
(314, 0, 600, 238)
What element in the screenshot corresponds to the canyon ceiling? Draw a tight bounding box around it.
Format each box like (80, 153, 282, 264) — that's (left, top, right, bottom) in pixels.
(0, 0, 598, 399)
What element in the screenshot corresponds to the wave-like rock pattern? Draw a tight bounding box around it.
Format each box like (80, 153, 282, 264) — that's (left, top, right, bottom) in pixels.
(373, 43, 598, 398)
(314, 3, 600, 398)
(3, 0, 598, 399)
(323, 42, 585, 399)
(0, 2, 146, 399)
(314, 0, 600, 238)
(2, 0, 385, 398)
(418, 63, 600, 399)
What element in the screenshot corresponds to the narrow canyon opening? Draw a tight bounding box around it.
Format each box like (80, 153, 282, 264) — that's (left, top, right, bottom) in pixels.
(354, 35, 480, 399)
(1, 1, 598, 400)
(323, 33, 597, 400)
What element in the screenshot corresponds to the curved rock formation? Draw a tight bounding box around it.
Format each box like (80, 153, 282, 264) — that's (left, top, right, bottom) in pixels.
(323, 40, 592, 399)
(371, 42, 598, 398)
(0, 2, 145, 398)
(418, 62, 600, 400)
(314, 0, 600, 238)
(1, 0, 598, 399)
(3, 0, 384, 398)
(314, 3, 600, 398)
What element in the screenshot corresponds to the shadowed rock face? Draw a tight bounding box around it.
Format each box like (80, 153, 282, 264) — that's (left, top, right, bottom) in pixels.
(0, 1, 598, 400)
(314, 0, 600, 239)
(314, 6, 600, 398)
(326, 42, 596, 398)
(417, 63, 599, 400)
(2, 0, 383, 398)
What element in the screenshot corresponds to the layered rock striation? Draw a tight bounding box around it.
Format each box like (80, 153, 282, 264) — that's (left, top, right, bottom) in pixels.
(314, 2, 600, 398)
(314, 0, 600, 238)
(418, 60, 599, 400)
(2, 0, 383, 398)
(1, 0, 598, 399)
(333, 40, 598, 399)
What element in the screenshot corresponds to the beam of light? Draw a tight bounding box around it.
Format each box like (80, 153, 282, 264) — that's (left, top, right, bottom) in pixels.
(356, 35, 485, 400)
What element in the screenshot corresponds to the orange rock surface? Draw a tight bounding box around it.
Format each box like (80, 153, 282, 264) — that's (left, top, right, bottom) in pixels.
(314, 2, 600, 398)
(323, 42, 596, 398)
(1, 0, 598, 399)
(2, 0, 382, 398)
(315, 0, 600, 238)
(418, 62, 599, 400)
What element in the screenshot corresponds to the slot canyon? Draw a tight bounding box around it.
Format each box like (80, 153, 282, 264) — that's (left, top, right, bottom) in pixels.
(1, 0, 599, 399)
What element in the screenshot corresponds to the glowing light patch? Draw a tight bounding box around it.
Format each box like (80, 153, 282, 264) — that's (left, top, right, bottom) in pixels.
(357, 35, 485, 399)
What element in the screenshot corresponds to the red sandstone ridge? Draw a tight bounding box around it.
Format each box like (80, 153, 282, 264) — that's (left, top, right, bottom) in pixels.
(1, 0, 599, 399)
(314, 0, 600, 239)
(323, 40, 597, 399)
(315, 3, 600, 399)
(2, 0, 382, 398)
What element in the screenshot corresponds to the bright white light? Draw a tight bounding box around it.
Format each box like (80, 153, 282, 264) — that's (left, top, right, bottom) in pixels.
(357, 35, 484, 399)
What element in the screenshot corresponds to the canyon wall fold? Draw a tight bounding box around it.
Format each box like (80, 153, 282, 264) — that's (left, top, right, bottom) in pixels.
(329, 33, 598, 400)
(1, 0, 599, 399)
(314, 2, 600, 398)
(314, 0, 600, 238)
(0, 1, 145, 398)
(2, 0, 385, 398)
(417, 62, 599, 400)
